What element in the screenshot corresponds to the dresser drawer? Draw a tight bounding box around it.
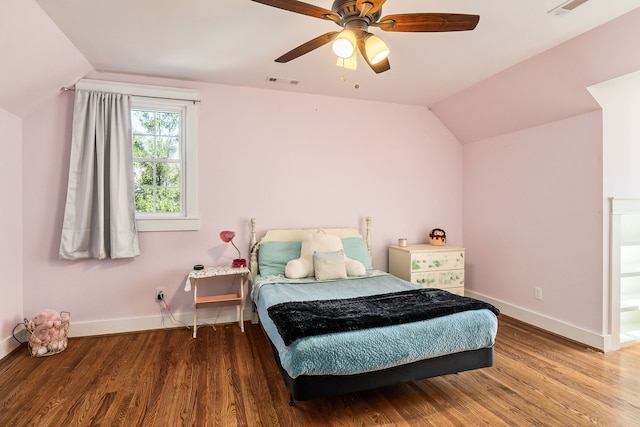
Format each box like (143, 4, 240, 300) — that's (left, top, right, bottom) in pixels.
(411, 269, 464, 289)
(410, 250, 464, 272)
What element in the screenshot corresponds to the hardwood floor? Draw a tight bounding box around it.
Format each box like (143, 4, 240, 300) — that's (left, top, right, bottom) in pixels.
(1, 316, 639, 426)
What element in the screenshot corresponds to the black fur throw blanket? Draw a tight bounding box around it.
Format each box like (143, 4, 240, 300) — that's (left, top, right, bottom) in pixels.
(267, 288, 500, 346)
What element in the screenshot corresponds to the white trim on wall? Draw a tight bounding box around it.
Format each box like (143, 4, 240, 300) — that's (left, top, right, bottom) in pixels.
(0, 330, 28, 360)
(4, 297, 610, 360)
(467, 290, 611, 352)
(1, 308, 252, 361)
(66, 308, 254, 338)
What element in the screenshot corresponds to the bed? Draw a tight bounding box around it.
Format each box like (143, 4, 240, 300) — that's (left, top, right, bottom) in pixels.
(248, 217, 498, 406)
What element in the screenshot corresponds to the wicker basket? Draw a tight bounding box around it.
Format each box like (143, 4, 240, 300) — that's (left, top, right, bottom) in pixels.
(25, 310, 70, 357)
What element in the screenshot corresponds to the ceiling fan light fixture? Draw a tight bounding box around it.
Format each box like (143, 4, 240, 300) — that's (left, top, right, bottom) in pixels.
(332, 29, 357, 59)
(363, 33, 390, 65)
(254, 0, 481, 74)
(336, 51, 357, 70)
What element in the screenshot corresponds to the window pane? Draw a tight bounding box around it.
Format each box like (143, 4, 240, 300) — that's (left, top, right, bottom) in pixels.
(156, 188, 180, 213)
(132, 110, 157, 135)
(155, 163, 180, 187)
(133, 135, 155, 158)
(135, 187, 156, 213)
(156, 137, 180, 159)
(157, 112, 180, 136)
(134, 161, 155, 185)
(132, 104, 188, 219)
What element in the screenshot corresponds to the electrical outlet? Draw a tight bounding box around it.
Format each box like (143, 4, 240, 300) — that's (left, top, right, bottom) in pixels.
(535, 287, 543, 300)
(156, 287, 165, 302)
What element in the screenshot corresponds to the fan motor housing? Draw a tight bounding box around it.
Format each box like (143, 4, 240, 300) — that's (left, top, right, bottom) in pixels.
(332, 0, 381, 26)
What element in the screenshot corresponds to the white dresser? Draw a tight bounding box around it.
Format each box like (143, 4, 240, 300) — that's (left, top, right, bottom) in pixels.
(388, 244, 465, 295)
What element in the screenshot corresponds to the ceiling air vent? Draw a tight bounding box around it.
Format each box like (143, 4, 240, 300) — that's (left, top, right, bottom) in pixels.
(548, 0, 590, 16)
(266, 77, 300, 85)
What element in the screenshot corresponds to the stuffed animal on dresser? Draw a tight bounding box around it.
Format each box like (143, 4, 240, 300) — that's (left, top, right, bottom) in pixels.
(429, 228, 447, 246)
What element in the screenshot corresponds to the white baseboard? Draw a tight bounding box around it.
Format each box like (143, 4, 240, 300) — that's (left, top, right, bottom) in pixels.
(0, 328, 28, 360)
(466, 290, 611, 352)
(3, 293, 612, 359)
(1, 307, 254, 361)
(68, 307, 254, 338)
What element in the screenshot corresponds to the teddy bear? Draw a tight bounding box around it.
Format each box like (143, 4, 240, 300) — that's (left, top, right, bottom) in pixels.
(285, 230, 365, 279)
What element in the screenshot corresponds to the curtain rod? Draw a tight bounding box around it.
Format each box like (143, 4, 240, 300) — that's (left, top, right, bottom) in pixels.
(61, 87, 201, 104)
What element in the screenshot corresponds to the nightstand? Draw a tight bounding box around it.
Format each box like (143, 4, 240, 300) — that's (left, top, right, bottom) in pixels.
(188, 266, 250, 338)
(389, 244, 465, 295)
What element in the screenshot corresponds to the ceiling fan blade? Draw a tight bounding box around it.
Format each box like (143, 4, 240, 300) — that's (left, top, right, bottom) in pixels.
(376, 13, 480, 32)
(356, 37, 391, 74)
(251, 0, 339, 21)
(275, 32, 339, 63)
(356, 0, 386, 15)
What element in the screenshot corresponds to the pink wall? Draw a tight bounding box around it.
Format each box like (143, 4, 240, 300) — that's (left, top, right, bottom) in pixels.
(0, 108, 24, 349)
(463, 111, 604, 333)
(20, 73, 463, 328)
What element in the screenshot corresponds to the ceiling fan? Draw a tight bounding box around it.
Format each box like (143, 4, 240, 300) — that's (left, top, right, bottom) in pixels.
(251, 0, 480, 74)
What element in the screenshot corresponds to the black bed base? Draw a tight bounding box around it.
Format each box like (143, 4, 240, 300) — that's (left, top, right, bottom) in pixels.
(267, 338, 494, 406)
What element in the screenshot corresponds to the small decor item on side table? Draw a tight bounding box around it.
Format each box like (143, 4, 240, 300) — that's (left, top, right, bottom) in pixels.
(429, 228, 447, 246)
(220, 230, 247, 268)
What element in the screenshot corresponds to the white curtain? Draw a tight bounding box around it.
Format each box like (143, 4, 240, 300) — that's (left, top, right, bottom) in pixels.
(59, 90, 140, 260)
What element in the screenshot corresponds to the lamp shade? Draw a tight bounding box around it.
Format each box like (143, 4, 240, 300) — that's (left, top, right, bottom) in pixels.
(220, 230, 236, 243)
(332, 30, 356, 59)
(364, 33, 390, 65)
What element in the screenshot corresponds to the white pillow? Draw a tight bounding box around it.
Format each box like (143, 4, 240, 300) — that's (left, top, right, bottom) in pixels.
(345, 258, 366, 277)
(285, 230, 343, 278)
(284, 258, 311, 279)
(284, 229, 367, 279)
(313, 250, 348, 281)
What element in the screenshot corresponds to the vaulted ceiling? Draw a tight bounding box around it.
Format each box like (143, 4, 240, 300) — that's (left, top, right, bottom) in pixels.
(34, 0, 640, 107)
(3, 1, 640, 141)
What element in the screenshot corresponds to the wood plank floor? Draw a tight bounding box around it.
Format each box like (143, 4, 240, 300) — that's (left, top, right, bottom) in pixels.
(1, 316, 639, 426)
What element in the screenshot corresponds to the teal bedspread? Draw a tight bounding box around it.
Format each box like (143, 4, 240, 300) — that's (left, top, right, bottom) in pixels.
(253, 271, 498, 379)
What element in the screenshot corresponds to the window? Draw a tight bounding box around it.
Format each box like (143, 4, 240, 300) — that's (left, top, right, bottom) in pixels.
(74, 79, 200, 231)
(130, 94, 199, 232)
(131, 97, 199, 231)
(132, 105, 182, 215)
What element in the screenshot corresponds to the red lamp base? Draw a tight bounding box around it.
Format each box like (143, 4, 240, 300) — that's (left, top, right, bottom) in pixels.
(232, 259, 247, 268)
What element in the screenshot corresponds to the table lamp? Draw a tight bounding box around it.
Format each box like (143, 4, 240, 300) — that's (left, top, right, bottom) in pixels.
(219, 230, 246, 268)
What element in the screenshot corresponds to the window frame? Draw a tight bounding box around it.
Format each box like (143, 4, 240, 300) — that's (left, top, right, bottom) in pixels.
(75, 79, 200, 232)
